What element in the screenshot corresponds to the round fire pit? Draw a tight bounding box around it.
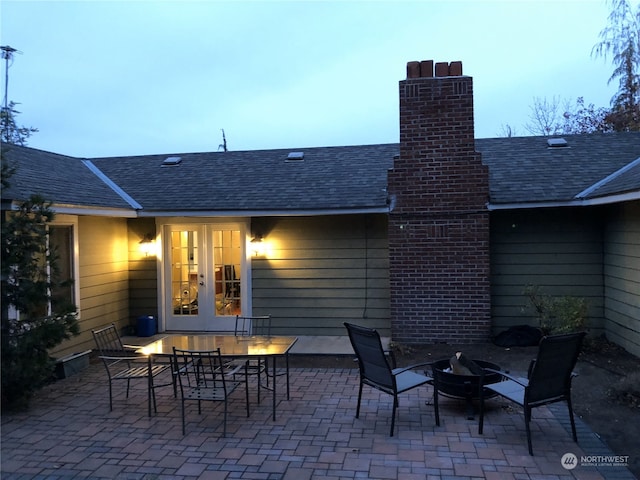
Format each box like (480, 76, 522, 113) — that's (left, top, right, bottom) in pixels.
(431, 358, 502, 420)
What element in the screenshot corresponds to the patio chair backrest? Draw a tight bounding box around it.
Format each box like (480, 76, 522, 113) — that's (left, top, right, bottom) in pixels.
(344, 322, 394, 391)
(92, 323, 127, 357)
(235, 315, 271, 337)
(173, 347, 228, 395)
(527, 331, 586, 405)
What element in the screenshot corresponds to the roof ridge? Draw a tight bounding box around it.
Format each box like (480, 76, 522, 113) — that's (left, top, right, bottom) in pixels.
(574, 156, 640, 199)
(81, 160, 142, 210)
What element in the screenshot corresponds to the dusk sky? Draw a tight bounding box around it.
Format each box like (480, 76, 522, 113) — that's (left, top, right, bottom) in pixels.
(1, 0, 623, 158)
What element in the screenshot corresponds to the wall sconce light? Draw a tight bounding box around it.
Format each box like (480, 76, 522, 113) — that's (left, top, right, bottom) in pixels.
(251, 234, 266, 257)
(139, 233, 156, 257)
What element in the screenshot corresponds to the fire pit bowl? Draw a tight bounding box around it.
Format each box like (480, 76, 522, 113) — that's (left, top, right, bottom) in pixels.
(430, 358, 503, 420)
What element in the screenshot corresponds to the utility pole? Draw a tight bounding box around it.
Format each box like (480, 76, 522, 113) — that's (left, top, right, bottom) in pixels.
(1, 45, 21, 111)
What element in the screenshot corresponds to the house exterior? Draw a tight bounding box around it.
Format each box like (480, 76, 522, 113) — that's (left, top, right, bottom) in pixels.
(2, 59, 639, 358)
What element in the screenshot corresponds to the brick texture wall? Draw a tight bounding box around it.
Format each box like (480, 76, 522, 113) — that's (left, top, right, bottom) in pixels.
(388, 60, 491, 343)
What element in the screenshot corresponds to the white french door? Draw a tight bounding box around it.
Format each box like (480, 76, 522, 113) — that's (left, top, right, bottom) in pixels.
(163, 223, 248, 331)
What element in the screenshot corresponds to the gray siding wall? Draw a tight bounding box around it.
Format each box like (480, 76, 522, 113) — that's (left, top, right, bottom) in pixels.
(53, 216, 130, 357)
(251, 214, 390, 336)
(490, 208, 605, 336)
(128, 218, 159, 328)
(604, 201, 640, 356)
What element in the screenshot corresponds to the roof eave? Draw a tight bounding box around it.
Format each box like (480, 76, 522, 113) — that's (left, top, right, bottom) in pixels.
(137, 206, 391, 218)
(52, 204, 138, 218)
(488, 191, 640, 211)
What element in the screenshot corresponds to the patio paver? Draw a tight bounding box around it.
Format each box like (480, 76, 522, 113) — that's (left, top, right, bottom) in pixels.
(1, 361, 636, 480)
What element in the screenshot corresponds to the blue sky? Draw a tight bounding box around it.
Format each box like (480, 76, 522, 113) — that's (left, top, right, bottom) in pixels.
(0, 0, 622, 158)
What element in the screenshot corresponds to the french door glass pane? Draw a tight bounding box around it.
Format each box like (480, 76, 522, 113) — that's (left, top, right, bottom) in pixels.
(213, 229, 241, 316)
(170, 230, 198, 316)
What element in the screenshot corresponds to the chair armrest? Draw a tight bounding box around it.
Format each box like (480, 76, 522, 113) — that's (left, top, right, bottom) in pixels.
(99, 354, 148, 361)
(393, 361, 435, 376)
(483, 367, 529, 387)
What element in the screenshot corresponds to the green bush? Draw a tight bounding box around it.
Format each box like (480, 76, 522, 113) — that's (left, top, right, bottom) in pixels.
(524, 285, 588, 335)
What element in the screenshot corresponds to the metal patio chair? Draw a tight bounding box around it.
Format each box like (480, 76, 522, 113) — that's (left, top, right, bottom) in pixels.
(344, 322, 433, 436)
(92, 323, 170, 416)
(173, 347, 250, 436)
(479, 331, 586, 455)
(227, 315, 272, 403)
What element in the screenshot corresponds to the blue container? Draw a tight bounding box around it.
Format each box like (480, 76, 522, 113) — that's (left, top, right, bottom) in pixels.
(137, 315, 157, 337)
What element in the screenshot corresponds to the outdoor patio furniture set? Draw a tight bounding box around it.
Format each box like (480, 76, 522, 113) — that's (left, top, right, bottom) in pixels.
(344, 322, 586, 455)
(92, 315, 295, 437)
(93, 319, 586, 455)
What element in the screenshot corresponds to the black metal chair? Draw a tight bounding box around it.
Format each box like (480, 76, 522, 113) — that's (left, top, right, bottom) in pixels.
(479, 331, 586, 455)
(173, 347, 250, 436)
(225, 315, 273, 403)
(92, 323, 170, 416)
(344, 322, 433, 436)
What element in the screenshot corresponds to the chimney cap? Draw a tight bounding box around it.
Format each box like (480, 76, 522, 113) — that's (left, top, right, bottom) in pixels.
(407, 60, 463, 78)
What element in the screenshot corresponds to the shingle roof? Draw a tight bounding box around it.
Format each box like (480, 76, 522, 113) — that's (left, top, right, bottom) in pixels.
(2, 132, 639, 214)
(89, 144, 397, 213)
(1, 144, 134, 210)
(476, 132, 640, 205)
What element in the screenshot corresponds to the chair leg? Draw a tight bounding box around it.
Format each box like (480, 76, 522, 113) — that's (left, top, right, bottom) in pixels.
(567, 397, 578, 443)
(147, 364, 152, 417)
(478, 385, 484, 435)
(222, 400, 228, 437)
(181, 399, 186, 435)
(108, 380, 114, 412)
(524, 406, 533, 455)
(390, 396, 398, 437)
(355, 382, 363, 419)
(244, 365, 250, 418)
(434, 388, 441, 427)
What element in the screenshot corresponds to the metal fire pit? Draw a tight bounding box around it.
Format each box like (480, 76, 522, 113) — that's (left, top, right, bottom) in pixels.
(431, 358, 502, 420)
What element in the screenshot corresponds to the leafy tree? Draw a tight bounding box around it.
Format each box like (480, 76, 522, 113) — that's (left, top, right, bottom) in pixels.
(1, 151, 79, 411)
(592, 0, 640, 131)
(1, 101, 38, 145)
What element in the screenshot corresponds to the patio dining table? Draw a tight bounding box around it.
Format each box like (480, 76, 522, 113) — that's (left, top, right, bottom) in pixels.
(136, 334, 298, 421)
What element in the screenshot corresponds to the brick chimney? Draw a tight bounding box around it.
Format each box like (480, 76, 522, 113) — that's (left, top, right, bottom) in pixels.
(388, 59, 491, 344)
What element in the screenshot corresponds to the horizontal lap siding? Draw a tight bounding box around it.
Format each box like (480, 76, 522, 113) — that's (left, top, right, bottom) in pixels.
(490, 208, 605, 336)
(52, 216, 130, 357)
(127, 218, 159, 324)
(251, 214, 390, 336)
(604, 201, 640, 357)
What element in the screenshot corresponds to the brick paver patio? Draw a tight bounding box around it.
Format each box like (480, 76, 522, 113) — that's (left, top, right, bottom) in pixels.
(1, 361, 635, 479)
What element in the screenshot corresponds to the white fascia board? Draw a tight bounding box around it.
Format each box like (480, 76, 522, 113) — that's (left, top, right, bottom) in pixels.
(4, 200, 137, 218)
(137, 206, 391, 218)
(488, 191, 640, 211)
(52, 204, 138, 217)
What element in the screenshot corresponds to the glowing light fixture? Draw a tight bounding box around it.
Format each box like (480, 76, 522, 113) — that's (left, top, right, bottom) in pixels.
(139, 233, 156, 257)
(251, 235, 266, 257)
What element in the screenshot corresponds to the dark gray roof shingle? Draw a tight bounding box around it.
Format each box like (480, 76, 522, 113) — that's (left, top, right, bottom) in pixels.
(476, 132, 640, 205)
(1, 144, 134, 210)
(3, 132, 639, 213)
(90, 144, 397, 213)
